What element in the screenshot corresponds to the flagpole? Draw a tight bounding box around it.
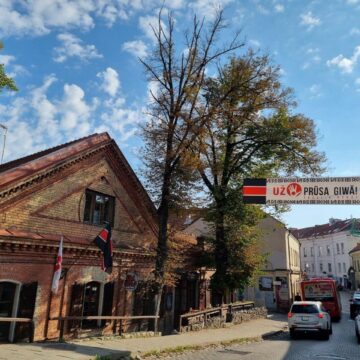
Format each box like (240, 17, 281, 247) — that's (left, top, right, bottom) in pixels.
(45, 236, 62, 339)
(65, 221, 111, 274)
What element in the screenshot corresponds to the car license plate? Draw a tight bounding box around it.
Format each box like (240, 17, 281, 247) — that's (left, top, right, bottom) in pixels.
(302, 316, 309, 321)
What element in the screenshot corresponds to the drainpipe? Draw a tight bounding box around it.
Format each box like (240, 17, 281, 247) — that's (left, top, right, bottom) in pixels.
(287, 231, 294, 302)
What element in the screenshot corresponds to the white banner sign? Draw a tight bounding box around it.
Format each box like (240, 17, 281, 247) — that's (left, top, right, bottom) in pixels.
(266, 177, 360, 205)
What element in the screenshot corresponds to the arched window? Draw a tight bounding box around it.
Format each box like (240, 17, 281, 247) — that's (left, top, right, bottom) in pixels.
(0, 282, 17, 341)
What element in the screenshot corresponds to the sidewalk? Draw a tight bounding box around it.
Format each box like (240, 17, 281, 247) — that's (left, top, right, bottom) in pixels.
(0, 314, 287, 360)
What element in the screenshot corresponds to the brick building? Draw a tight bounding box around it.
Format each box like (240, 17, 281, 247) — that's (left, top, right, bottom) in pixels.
(0, 133, 165, 342)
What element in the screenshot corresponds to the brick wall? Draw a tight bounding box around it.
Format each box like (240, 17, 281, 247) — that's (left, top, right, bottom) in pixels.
(0, 151, 157, 341)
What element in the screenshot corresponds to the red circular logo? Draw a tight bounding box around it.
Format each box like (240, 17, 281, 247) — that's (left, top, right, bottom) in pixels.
(286, 182, 302, 197)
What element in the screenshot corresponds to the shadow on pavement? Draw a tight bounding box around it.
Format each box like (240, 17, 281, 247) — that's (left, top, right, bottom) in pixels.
(14, 341, 131, 359)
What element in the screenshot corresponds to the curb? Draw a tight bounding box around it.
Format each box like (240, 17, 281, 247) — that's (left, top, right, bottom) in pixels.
(131, 335, 264, 359)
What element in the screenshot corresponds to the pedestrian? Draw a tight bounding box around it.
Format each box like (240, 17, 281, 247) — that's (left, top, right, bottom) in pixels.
(294, 292, 301, 301)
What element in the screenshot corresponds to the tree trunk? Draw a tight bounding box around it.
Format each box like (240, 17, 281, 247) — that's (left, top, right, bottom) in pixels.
(212, 201, 228, 305)
(153, 169, 171, 331)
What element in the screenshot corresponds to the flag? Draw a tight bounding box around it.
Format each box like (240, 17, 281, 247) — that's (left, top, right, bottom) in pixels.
(93, 223, 113, 274)
(51, 236, 63, 294)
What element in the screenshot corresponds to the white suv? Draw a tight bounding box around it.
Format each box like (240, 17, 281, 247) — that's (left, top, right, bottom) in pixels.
(288, 301, 332, 340)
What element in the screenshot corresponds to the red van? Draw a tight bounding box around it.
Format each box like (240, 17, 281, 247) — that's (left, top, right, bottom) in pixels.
(300, 278, 342, 321)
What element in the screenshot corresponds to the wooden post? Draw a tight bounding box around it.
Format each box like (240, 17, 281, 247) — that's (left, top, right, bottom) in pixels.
(44, 276, 54, 340)
(58, 269, 68, 333)
(59, 319, 64, 342)
(113, 267, 122, 334)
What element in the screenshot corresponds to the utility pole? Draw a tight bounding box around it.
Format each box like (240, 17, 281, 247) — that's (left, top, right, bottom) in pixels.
(0, 123, 7, 164)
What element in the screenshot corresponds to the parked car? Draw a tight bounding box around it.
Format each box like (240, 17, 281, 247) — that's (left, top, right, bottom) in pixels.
(355, 314, 360, 343)
(350, 291, 360, 319)
(288, 301, 332, 340)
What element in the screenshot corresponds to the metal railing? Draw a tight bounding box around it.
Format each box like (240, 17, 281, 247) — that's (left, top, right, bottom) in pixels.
(179, 301, 254, 332)
(49, 315, 160, 341)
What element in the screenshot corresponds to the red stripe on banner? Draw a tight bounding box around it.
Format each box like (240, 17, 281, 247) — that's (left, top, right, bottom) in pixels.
(98, 229, 108, 242)
(243, 186, 266, 196)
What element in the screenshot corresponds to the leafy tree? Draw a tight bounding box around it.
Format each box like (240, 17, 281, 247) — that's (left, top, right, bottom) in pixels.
(0, 42, 17, 93)
(195, 53, 325, 302)
(141, 9, 242, 324)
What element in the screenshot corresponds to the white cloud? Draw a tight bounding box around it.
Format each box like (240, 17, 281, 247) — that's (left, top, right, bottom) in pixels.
(306, 47, 320, 54)
(188, 0, 234, 21)
(309, 84, 322, 98)
(100, 97, 141, 142)
(0, 0, 166, 37)
(0, 54, 15, 66)
(274, 4, 284, 13)
(139, 15, 164, 41)
(347, 0, 359, 4)
(249, 39, 261, 48)
(97, 67, 120, 97)
(58, 83, 97, 137)
(350, 28, 360, 36)
(300, 11, 321, 30)
(30, 75, 58, 138)
(122, 40, 148, 58)
(53, 33, 102, 63)
(355, 78, 360, 85)
(327, 46, 360, 73)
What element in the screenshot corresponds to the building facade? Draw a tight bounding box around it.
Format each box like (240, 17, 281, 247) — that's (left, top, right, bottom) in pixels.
(295, 218, 360, 287)
(0, 133, 199, 342)
(349, 243, 360, 289)
(183, 215, 301, 311)
(244, 216, 301, 311)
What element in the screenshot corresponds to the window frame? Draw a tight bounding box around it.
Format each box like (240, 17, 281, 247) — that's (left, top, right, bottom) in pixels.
(83, 189, 115, 227)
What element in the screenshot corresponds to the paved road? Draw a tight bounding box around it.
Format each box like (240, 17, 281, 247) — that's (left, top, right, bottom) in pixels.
(162, 292, 360, 360)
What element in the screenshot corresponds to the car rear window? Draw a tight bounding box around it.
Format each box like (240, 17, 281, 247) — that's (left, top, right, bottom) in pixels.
(291, 304, 319, 314)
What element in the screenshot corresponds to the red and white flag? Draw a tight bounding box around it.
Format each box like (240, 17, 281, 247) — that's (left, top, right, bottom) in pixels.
(51, 236, 63, 294)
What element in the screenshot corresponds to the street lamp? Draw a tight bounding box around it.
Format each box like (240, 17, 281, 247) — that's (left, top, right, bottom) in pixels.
(0, 123, 7, 164)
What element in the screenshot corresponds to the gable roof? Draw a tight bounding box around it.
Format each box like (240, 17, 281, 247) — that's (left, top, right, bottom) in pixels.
(292, 218, 360, 239)
(0, 132, 158, 232)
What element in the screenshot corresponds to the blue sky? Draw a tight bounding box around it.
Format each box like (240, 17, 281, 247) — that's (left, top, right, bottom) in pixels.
(2, 0, 360, 229)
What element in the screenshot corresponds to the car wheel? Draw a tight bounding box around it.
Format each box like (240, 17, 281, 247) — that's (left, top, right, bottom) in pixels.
(321, 330, 329, 340)
(329, 323, 333, 335)
(357, 333, 360, 344)
(290, 329, 296, 339)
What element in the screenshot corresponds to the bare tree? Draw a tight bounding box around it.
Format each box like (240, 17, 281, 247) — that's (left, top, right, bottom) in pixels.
(141, 9, 243, 325)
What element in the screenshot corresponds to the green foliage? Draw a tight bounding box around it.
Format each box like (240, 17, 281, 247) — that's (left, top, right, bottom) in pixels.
(0, 42, 17, 93)
(196, 51, 326, 298)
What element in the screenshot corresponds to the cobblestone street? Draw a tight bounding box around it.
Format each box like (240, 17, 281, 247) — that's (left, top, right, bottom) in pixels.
(159, 292, 360, 360)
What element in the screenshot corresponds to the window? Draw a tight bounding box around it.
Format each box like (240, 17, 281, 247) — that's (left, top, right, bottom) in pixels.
(327, 245, 331, 256)
(69, 281, 114, 330)
(341, 243, 344, 254)
(318, 246, 322, 256)
(320, 263, 323, 272)
(311, 247, 314, 256)
(303, 247, 307, 257)
(338, 263, 341, 273)
(328, 263, 332, 273)
(343, 263, 346, 273)
(84, 189, 115, 226)
(336, 243, 340, 254)
(311, 263, 315, 273)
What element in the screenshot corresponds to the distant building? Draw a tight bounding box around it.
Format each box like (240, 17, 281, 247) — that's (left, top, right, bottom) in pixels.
(349, 243, 360, 289)
(294, 218, 360, 287)
(244, 216, 301, 311)
(183, 215, 301, 311)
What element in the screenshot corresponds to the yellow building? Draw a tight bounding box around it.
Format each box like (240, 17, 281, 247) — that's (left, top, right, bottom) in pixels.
(349, 243, 360, 289)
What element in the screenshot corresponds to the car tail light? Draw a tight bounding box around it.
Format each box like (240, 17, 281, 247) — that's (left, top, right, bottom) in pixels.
(318, 313, 324, 318)
(288, 312, 293, 318)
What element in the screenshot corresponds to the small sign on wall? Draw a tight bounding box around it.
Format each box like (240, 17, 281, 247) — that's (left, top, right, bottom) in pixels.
(124, 272, 138, 291)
